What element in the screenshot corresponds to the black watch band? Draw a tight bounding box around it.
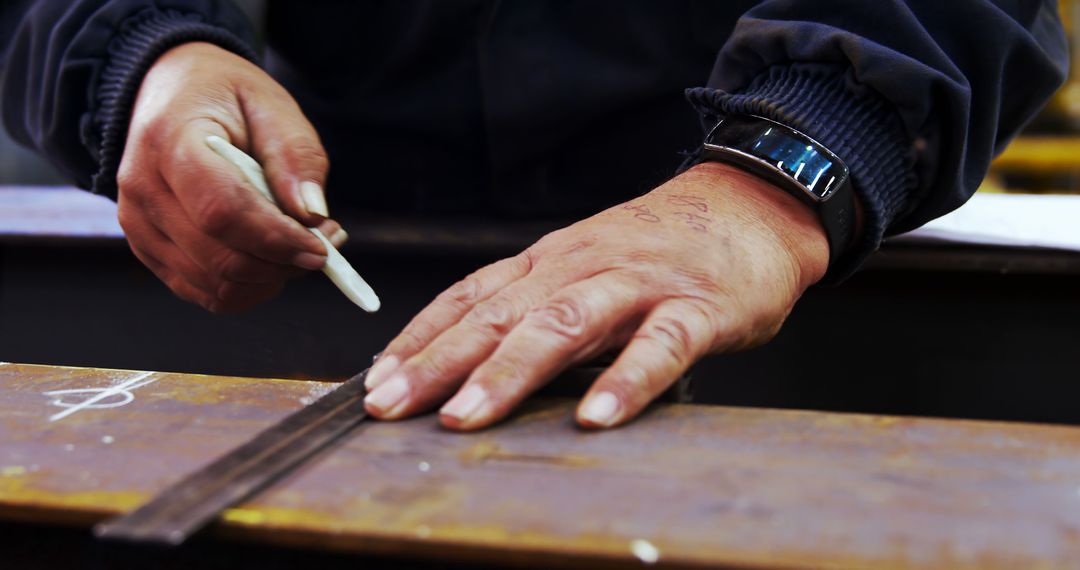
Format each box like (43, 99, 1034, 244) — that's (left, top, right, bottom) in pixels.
(700, 114, 856, 264)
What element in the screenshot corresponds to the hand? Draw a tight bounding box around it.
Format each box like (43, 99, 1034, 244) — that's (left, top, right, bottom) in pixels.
(117, 42, 346, 312)
(363, 161, 831, 429)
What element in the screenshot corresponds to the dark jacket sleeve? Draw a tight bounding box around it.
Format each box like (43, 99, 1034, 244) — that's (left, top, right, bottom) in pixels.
(0, 0, 258, 198)
(686, 0, 1069, 278)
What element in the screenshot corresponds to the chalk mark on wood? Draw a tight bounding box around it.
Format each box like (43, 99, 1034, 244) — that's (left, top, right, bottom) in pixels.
(44, 371, 158, 422)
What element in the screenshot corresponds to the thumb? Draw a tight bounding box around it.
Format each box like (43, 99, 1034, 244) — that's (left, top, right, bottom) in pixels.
(242, 88, 331, 227)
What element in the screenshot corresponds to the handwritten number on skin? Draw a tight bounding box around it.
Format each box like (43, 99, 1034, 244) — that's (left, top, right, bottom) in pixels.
(667, 195, 709, 213)
(667, 195, 712, 232)
(675, 212, 710, 232)
(623, 203, 661, 223)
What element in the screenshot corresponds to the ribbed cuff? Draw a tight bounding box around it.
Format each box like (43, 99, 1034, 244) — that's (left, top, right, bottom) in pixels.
(684, 64, 915, 282)
(86, 9, 259, 199)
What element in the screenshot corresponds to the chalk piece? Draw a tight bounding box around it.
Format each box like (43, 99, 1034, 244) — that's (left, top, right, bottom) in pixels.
(204, 135, 380, 312)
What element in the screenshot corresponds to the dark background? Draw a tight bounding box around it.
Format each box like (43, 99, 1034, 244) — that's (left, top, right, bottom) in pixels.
(4, 226, 1079, 427)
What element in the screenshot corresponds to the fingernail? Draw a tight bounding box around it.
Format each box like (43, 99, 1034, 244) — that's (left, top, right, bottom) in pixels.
(579, 391, 622, 427)
(364, 372, 409, 416)
(300, 181, 329, 217)
(365, 354, 399, 390)
(330, 228, 349, 248)
(292, 252, 327, 270)
(440, 385, 488, 424)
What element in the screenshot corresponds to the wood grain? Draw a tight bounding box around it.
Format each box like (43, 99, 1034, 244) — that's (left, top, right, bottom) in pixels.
(2, 362, 1080, 569)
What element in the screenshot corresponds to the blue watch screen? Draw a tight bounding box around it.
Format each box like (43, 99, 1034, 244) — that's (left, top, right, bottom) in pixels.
(706, 115, 847, 200)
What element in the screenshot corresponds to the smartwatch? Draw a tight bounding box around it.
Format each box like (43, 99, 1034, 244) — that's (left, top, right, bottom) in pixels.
(701, 114, 856, 263)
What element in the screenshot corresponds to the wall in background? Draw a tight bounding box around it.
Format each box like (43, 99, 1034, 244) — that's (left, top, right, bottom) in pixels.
(0, 129, 65, 185)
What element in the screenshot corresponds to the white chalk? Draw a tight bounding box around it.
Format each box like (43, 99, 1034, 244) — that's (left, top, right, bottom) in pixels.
(205, 135, 380, 312)
(46, 371, 157, 422)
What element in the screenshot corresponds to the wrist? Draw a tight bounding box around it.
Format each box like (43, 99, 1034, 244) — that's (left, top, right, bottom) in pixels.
(91, 12, 257, 199)
(684, 161, 831, 291)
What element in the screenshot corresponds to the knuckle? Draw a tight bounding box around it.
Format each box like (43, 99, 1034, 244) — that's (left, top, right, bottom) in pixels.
(193, 193, 236, 237)
(206, 249, 242, 279)
(635, 316, 693, 365)
(410, 351, 456, 384)
(677, 296, 749, 352)
(390, 322, 436, 355)
(115, 164, 140, 195)
(671, 267, 724, 298)
(116, 204, 139, 234)
(142, 118, 169, 148)
(116, 168, 157, 209)
(464, 295, 520, 338)
(519, 245, 539, 271)
(492, 249, 534, 278)
(282, 137, 329, 172)
(680, 297, 720, 327)
(438, 277, 484, 310)
(479, 356, 527, 390)
(608, 361, 652, 395)
(131, 116, 172, 154)
(525, 298, 588, 341)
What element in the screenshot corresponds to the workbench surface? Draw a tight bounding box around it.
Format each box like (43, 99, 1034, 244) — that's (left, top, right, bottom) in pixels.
(2, 362, 1079, 569)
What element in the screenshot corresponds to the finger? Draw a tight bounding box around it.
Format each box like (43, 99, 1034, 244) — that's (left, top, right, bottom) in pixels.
(129, 243, 218, 312)
(241, 87, 330, 224)
(124, 190, 295, 311)
(215, 280, 286, 313)
(315, 219, 348, 248)
(365, 251, 534, 388)
(135, 224, 287, 312)
(120, 197, 222, 297)
(438, 272, 648, 431)
(140, 174, 309, 285)
(147, 227, 288, 311)
(162, 123, 328, 269)
(363, 270, 561, 420)
(577, 298, 721, 429)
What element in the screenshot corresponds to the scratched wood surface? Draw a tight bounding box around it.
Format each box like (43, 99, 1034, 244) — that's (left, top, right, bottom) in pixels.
(3, 362, 1080, 569)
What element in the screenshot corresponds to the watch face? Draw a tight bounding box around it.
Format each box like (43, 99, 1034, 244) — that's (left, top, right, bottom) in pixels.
(704, 115, 849, 202)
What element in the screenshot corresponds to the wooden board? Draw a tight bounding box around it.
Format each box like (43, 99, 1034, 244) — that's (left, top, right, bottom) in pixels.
(3, 362, 1080, 569)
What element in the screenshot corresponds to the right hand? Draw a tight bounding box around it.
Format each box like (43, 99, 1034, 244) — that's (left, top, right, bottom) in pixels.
(117, 42, 346, 313)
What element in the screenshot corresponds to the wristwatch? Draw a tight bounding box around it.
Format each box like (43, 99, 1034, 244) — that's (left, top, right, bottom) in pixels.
(701, 113, 856, 264)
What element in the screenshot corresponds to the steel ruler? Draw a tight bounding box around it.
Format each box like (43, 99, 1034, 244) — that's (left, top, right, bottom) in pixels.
(94, 368, 370, 545)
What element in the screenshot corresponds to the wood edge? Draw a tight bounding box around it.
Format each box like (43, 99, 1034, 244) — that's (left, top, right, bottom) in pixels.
(0, 362, 340, 388)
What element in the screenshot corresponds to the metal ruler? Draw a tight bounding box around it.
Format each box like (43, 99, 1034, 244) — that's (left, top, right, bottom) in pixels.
(94, 369, 370, 545)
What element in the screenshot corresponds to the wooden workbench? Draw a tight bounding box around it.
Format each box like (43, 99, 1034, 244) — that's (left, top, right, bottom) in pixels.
(3, 363, 1080, 569)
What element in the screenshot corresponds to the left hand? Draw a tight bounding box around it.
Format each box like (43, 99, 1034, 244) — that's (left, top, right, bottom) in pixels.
(363, 162, 831, 429)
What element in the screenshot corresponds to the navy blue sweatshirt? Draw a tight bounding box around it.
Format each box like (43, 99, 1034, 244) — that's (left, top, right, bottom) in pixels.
(0, 1, 1069, 276)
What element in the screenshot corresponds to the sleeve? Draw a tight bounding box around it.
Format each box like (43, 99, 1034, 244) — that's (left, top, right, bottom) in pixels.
(0, 0, 259, 198)
(685, 0, 1069, 279)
